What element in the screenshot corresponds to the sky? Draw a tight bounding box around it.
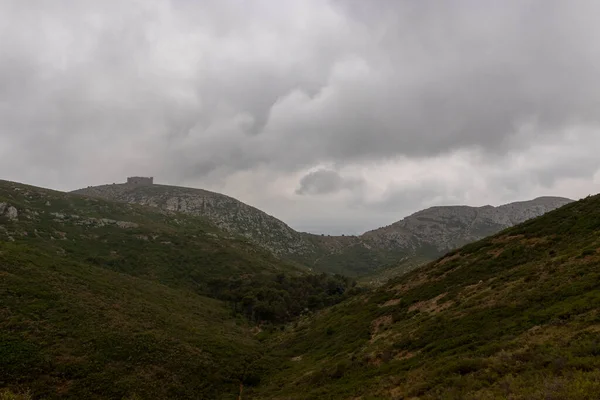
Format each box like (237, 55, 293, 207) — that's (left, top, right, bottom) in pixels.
(2, 0, 600, 234)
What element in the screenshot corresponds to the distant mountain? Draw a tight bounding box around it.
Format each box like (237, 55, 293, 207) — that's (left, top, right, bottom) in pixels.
(73, 180, 572, 276)
(362, 196, 574, 251)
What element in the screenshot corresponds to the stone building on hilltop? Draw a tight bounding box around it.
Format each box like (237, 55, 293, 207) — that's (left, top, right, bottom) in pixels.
(126, 176, 153, 186)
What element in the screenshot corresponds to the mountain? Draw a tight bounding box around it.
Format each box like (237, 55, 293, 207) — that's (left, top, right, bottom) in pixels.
(362, 196, 574, 251)
(0, 180, 357, 399)
(250, 194, 600, 399)
(73, 179, 572, 276)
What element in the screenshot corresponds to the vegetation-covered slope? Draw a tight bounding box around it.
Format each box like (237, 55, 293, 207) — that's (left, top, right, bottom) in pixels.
(250, 194, 600, 399)
(4, 179, 595, 399)
(0, 180, 356, 398)
(1, 241, 259, 399)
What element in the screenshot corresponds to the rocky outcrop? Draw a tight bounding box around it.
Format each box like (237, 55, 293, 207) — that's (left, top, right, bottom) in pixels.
(50, 212, 139, 229)
(0, 202, 18, 221)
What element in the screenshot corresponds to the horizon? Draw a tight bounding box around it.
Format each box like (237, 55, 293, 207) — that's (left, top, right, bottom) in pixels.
(65, 176, 577, 236)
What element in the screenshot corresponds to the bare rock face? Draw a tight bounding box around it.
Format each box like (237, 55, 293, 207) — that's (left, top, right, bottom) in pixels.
(72, 181, 572, 274)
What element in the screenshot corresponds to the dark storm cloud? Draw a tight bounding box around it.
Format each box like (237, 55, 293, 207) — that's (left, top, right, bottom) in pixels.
(296, 169, 364, 195)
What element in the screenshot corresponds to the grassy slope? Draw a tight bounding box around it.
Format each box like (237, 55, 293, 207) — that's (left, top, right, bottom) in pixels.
(0, 180, 300, 399)
(251, 195, 600, 399)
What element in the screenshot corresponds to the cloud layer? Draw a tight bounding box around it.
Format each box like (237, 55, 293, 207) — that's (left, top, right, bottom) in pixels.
(1, 0, 600, 233)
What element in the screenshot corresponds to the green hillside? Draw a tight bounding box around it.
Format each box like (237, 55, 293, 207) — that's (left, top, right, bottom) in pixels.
(0, 180, 356, 398)
(250, 195, 600, 399)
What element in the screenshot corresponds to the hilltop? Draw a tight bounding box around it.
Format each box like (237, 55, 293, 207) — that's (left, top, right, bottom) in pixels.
(73, 179, 571, 276)
(250, 194, 600, 399)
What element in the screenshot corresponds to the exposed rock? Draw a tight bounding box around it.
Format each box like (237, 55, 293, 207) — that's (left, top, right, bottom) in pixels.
(115, 221, 139, 229)
(50, 211, 139, 229)
(3, 205, 18, 220)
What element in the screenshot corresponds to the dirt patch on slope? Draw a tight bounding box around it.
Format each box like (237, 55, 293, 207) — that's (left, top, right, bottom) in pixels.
(408, 293, 453, 314)
(380, 298, 402, 307)
(371, 315, 393, 338)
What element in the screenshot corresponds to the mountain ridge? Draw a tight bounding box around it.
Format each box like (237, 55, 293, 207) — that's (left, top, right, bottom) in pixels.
(72, 180, 573, 275)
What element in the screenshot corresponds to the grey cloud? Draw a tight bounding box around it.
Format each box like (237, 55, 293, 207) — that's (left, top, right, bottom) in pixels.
(1, 0, 600, 233)
(4, 0, 600, 178)
(255, 0, 600, 171)
(296, 169, 363, 195)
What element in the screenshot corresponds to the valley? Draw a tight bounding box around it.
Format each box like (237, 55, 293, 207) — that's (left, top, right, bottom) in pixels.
(2, 179, 598, 399)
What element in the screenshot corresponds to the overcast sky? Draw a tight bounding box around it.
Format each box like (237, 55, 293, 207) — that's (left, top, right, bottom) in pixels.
(2, 0, 600, 234)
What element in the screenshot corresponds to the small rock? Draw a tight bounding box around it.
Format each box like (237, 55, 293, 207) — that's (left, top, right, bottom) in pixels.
(6, 206, 18, 220)
(45, 201, 51, 206)
(116, 221, 139, 229)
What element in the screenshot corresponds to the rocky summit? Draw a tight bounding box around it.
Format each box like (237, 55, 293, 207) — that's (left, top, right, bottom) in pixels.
(73, 179, 572, 276)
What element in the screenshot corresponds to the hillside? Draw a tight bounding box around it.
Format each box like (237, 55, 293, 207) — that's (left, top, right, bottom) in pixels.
(0, 180, 356, 399)
(2, 179, 598, 399)
(73, 180, 571, 277)
(250, 194, 600, 399)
